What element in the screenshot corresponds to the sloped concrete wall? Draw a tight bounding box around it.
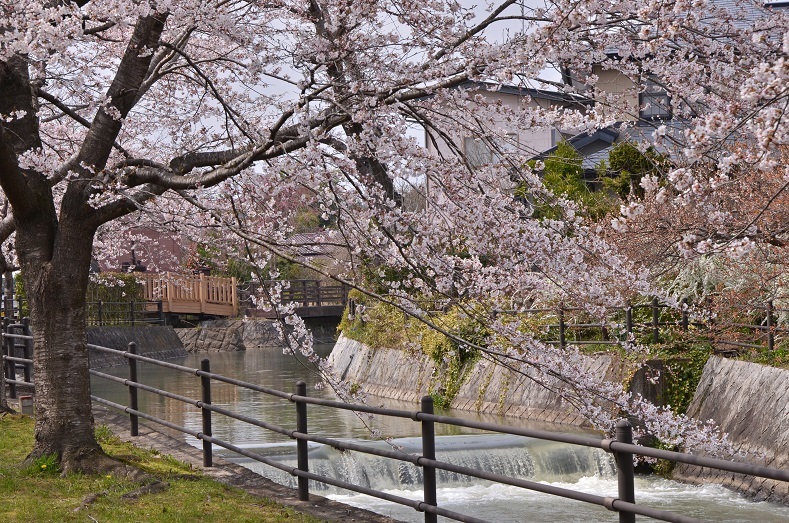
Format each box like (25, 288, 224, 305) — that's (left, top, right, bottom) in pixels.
(673, 356, 789, 503)
(328, 335, 620, 427)
(87, 326, 186, 368)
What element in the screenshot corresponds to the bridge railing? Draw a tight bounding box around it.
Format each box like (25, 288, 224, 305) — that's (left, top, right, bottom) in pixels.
(140, 272, 238, 317)
(5, 326, 787, 523)
(240, 280, 350, 318)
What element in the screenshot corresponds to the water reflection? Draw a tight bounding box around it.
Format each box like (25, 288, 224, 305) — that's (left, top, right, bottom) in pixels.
(91, 344, 547, 447)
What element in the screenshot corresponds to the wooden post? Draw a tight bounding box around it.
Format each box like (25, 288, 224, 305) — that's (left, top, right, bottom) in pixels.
(231, 277, 238, 316)
(199, 273, 206, 314)
(558, 304, 566, 350)
(651, 297, 660, 344)
(166, 273, 174, 313)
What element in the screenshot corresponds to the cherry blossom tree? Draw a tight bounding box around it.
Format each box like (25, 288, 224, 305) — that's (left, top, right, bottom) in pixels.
(0, 0, 786, 472)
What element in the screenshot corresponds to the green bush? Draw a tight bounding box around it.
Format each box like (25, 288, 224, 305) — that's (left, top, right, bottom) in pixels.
(339, 297, 485, 408)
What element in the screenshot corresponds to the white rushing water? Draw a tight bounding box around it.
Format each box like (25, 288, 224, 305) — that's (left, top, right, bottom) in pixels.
(220, 434, 789, 523)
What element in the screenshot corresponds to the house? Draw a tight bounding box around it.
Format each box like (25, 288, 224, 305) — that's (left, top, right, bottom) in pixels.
(97, 227, 189, 274)
(528, 0, 789, 187)
(424, 80, 589, 166)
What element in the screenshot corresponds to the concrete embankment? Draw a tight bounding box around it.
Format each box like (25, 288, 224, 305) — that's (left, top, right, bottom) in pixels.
(87, 326, 186, 368)
(674, 356, 789, 504)
(328, 335, 622, 427)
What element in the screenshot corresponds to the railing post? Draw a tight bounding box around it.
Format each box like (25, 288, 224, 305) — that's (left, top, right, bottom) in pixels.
(681, 298, 689, 331)
(200, 359, 213, 467)
(615, 420, 636, 523)
(625, 301, 633, 338)
(2, 318, 15, 399)
(98, 299, 104, 326)
(130, 300, 136, 326)
(558, 304, 566, 350)
(21, 317, 32, 385)
(199, 273, 207, 314)
(766, 300, 774, 353)
(157, 300, 164, 325)
(421, 395, 438, 523)
(295, 381, 310, 500)
(127, 342, 139, 436)
(651, 297, 660, 344)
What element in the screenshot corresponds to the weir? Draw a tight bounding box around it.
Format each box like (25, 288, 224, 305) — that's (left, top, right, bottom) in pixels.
(219, 434, 616, 492)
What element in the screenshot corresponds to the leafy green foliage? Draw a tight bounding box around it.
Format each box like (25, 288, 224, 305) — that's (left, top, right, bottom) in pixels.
(87, 273, 144, 303)
(339, 296, 485, 407)
(519, 141, 615, 220)
(24, 453, 60, 476)
(599, 141, 671, 199)
(656, 343, 712, 415)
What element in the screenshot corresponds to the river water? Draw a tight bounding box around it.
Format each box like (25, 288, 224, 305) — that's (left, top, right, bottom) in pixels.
(90, 345, 789, 523)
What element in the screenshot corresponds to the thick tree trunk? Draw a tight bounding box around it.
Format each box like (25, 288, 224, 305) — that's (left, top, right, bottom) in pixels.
(20, 223, 110, 472)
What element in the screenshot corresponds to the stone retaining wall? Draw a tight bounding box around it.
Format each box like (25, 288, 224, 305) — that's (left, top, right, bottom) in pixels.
(176, 318, 340, 352)
(175, 319, 282, 352)
(332, 337, 789, 503)
(673, 356, 789, 504)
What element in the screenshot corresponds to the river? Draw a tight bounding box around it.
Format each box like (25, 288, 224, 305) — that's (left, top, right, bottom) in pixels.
(90, 345, 789, 522)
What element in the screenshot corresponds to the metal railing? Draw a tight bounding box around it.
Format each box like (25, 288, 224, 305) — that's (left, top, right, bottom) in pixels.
(1, 300, 165, 326)
(5, 329, 786, 523)
(2, 319, 33, 398)
(87, 300, 165, 326)
(495, 298, 787, 354)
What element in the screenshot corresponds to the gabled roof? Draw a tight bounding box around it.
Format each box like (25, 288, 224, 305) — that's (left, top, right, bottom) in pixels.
(532, 121, 687, 171)
(533, 127, 619, 170)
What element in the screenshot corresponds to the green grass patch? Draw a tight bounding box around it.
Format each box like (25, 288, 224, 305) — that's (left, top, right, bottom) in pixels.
(0, 414, 326, 523)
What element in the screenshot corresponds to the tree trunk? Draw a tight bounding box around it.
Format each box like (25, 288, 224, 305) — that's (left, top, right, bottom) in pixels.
(20, 222, 110, 472)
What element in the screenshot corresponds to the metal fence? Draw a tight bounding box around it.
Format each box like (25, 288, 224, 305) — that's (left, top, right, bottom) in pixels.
(496, 298, 787, 354)
(4, 327, 788, 523)
(1, 299, 165, 326)
(86, 300, 165, 326)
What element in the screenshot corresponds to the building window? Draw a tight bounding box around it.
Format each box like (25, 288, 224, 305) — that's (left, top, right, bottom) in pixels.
(639, 78, 671, 120)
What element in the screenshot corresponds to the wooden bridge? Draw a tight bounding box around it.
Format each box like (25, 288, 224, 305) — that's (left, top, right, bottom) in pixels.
(140, 273, 239, 318)
(246, 279, 350, 319)
(139, 274, 348, 319)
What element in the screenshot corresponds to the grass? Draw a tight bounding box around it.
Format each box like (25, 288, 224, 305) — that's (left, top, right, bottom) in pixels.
(0, 414, 327, 523)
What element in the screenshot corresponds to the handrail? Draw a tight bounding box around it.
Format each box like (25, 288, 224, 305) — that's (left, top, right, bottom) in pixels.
(6, 330, 789, 523)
